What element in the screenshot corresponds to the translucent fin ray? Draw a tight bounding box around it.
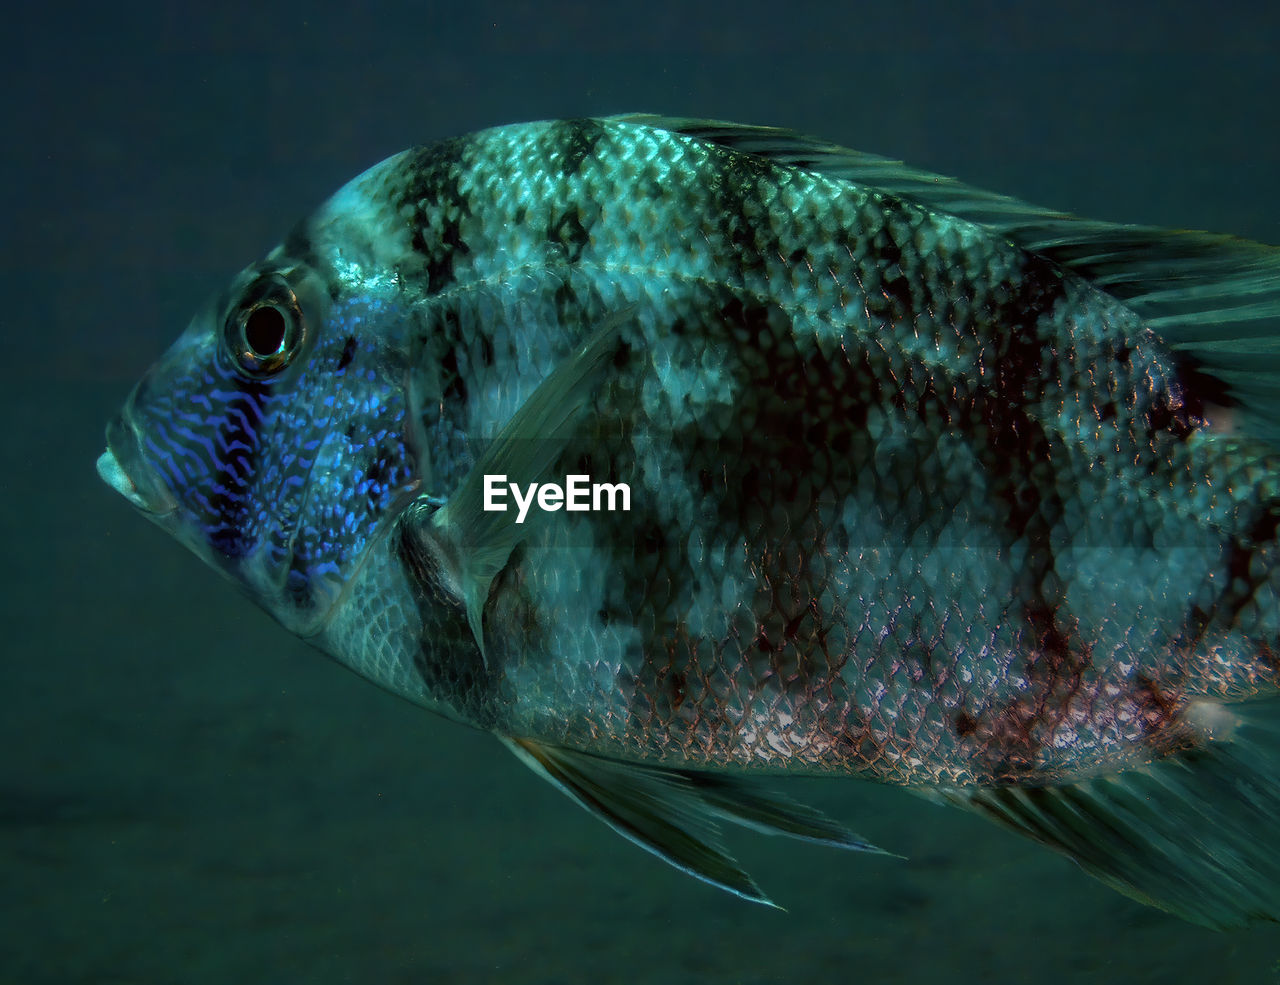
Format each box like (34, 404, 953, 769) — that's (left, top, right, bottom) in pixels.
(425, 309, 631, 660)
(502, 736, 890, 907)
(614, 114, 1280, 441)
(932, 698, 1280, 928)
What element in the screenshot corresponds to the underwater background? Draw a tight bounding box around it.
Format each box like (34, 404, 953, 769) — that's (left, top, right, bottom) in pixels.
(5, 1, 1280, 982)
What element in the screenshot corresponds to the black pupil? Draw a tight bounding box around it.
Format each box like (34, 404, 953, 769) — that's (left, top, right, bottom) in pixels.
(244, 305, 287, 357)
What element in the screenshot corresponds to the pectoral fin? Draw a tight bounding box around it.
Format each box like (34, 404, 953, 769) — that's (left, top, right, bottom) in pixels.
(502, 736, 892, 907)
(425, 310, 632, 661)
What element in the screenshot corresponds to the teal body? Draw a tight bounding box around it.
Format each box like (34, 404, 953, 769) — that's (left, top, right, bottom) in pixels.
(99, 116, 1280, 924)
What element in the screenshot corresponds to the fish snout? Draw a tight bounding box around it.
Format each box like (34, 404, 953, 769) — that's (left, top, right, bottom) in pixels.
(97, 413, 179, 517)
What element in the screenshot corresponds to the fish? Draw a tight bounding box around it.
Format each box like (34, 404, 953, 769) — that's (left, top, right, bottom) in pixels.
(97, 115, 1280, 927)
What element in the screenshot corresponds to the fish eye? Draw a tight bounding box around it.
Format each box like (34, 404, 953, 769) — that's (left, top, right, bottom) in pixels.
(244, 305, 288, 358)
(226, 275, 306, 377)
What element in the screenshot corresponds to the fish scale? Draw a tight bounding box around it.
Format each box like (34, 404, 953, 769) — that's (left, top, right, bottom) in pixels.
(100, 115, 1280, 923)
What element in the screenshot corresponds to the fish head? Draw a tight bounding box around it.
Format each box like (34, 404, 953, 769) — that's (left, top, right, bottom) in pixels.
(98, 240, 426, 638)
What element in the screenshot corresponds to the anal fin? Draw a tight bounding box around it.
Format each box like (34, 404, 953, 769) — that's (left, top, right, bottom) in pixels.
(934, 698, 1280, 928)
(502, 736, 891, 907)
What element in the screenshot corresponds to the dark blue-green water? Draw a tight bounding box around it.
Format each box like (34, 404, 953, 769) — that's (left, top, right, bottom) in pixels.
(5, 2, 1280, 982)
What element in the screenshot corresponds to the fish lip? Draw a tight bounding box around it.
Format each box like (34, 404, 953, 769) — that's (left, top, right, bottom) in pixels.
(98, 413, 179, 518)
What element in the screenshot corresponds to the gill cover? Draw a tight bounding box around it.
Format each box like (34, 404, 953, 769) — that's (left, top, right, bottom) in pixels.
(106, 254, 424, 636)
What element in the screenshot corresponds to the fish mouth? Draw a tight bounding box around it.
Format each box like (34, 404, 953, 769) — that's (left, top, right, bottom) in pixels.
(97, 413, 179, 517)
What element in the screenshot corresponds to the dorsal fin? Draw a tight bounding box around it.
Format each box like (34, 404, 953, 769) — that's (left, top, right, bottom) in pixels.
(613, 114, 1280, 442)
